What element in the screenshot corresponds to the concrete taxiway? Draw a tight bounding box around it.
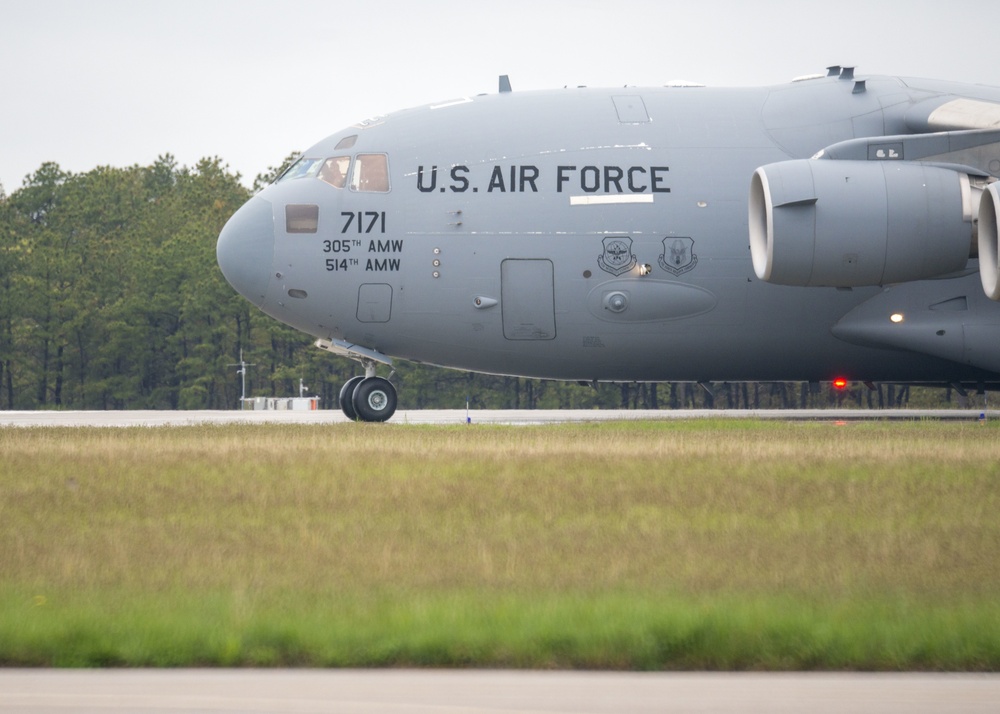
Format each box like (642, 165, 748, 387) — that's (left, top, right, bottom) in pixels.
(0, 408, 995, 427)
(2, 670, 999, 713)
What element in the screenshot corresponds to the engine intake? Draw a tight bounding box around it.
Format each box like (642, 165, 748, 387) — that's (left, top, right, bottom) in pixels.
(979, 183, 1000, 299)
(749, 160, 976, 287)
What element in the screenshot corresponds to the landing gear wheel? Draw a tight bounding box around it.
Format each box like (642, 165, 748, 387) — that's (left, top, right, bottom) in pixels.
(338, 376, 365, 420)
(351, 377, 398, 422)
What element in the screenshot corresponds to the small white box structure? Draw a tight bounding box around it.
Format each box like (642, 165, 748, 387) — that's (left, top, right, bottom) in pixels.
(244, 397, 320, 411)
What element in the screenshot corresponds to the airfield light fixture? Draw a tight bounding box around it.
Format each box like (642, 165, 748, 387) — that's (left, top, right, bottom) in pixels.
(833, 377, 849, 390)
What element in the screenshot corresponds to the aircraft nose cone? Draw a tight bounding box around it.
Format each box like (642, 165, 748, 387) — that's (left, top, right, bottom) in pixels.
(217, 196, 275, 307)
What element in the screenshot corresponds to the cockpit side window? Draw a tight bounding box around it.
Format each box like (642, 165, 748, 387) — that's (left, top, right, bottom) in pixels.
(285, 204, 319, 233)
(351, 154, 390, 193)
(276, 157, 322, 183)
(318, 156, 350, 188)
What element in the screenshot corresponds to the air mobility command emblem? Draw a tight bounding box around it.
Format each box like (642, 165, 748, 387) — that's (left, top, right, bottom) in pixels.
(598, 236, 637, 276)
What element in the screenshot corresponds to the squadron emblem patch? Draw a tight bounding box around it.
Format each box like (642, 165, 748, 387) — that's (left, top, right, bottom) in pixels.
(658, 237, 698, 275)
(598, 236, 637, 276)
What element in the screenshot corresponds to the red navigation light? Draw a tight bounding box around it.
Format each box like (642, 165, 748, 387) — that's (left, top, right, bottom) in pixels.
(832, 377, 848, 390)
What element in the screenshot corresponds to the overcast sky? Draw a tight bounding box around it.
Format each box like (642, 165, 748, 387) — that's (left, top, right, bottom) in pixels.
(2, 0, 999, 194)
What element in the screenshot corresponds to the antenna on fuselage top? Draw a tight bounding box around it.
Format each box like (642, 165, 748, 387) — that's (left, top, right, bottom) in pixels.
(499, 75, 512, 93)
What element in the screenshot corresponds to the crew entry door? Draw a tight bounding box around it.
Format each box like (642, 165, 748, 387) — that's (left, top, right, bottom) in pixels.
(501, 259, 556, 340)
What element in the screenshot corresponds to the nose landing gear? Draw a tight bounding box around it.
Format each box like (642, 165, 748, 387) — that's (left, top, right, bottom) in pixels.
(340, 375, 397, 422)
(317, 339, 398, 422)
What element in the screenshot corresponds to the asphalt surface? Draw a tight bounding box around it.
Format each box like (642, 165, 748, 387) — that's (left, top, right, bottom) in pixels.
(2, 670, 999, 713)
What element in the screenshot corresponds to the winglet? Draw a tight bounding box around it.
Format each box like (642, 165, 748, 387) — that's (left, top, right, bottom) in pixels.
(499, 75, 512, 93)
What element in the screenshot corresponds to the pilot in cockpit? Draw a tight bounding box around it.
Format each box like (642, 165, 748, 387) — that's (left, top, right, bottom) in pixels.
(319, 156, 348, 188)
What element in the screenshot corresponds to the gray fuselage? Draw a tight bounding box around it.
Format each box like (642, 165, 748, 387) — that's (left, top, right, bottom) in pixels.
(217, 73, 1000, 387)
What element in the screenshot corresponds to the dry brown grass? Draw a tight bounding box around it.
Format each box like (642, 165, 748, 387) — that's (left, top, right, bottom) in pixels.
(3, 421, 998, 602)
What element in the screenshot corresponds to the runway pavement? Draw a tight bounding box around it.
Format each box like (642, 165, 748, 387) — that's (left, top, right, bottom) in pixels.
(2, 670, 999, 713)
(0, 408, 995, 427)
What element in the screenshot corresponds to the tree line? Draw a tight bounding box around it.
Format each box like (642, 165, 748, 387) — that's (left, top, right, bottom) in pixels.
(0, 157, 965, 411)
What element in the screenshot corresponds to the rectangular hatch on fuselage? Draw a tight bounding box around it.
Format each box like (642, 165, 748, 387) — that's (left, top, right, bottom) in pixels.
(501, 259, 556, 340)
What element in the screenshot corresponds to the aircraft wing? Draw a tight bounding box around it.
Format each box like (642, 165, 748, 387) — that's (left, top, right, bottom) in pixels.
(907, 97, 1000, 132)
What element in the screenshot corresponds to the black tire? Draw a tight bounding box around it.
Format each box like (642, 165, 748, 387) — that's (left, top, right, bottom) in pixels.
(338, 376, 365, 420)
(351, 377, 397, 422)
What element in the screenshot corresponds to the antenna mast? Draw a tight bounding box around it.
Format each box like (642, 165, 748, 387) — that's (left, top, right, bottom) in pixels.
(226, 350, 256, 408)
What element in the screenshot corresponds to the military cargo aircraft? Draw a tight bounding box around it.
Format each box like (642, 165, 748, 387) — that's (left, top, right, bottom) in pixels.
(216, 67, 1000, 421)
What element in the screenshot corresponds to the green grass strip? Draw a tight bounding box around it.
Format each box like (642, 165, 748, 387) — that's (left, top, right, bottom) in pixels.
(3, 589, 999, 670)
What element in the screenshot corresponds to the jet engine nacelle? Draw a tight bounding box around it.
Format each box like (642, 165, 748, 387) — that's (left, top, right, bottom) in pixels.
(978, 182, 1000, 300)
(749, 160, 976, 287)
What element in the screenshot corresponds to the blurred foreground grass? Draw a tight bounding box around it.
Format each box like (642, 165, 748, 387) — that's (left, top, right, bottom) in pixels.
(2, 420, 999, 669)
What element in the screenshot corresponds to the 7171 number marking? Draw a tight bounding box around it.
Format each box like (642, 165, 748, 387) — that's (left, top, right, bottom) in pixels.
(341, 211, 386, 234)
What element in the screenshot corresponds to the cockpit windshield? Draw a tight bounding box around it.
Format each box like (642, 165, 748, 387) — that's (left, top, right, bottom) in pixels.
(274, 152, 389, 192)
(318, 156, 350, 188)
(275, 157, 323, 183)
(351, 154, 390, 192)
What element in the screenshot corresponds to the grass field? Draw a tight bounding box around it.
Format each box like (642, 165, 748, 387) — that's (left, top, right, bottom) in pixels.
(1, 420, 999, 669)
